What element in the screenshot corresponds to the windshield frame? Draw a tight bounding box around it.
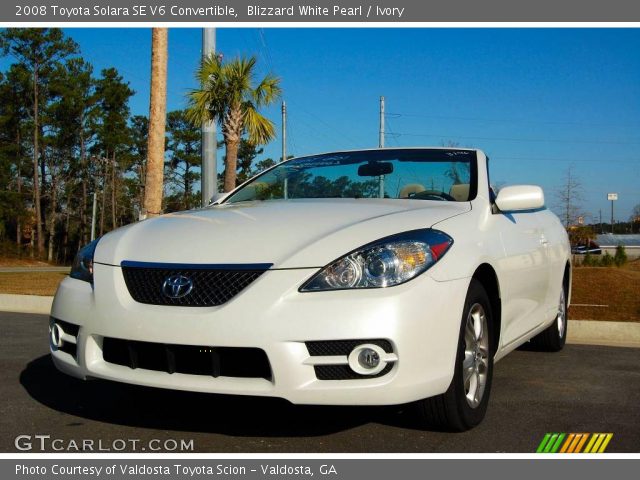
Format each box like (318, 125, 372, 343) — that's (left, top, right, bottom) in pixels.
(221, 148, 479, 204)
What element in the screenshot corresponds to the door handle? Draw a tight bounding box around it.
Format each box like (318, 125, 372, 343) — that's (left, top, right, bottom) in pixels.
(539, 234, 548, 245)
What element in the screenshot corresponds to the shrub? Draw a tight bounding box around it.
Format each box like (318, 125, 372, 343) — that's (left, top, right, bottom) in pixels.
(601, 251, 614, 267)
(580, 252, 602, 267)
(614, 244, 628, 267)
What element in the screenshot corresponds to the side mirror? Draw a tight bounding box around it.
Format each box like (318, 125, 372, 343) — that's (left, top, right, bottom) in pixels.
(495, 185, 544, 212)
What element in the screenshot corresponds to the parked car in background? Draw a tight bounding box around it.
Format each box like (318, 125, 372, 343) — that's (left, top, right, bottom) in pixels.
(50, 148, 571, 431)
(571, 240, 602, 255)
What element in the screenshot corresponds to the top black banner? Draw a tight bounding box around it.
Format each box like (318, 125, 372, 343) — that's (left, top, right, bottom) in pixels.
(4, 0, 640, 22)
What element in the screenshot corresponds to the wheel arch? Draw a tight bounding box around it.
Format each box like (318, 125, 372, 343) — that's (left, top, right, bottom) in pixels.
(471, 263, 501, 354)
(564, 260, 572, 306)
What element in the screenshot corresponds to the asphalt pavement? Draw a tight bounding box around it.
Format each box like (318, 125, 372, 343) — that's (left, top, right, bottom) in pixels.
(1, 311, 638, 453)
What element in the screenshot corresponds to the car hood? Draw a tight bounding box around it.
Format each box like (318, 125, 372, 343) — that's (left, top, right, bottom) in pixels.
(94, 199, 470, 268)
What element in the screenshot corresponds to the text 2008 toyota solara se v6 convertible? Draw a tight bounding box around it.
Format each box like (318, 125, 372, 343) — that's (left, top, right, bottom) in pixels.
(50, 148, 570, 430)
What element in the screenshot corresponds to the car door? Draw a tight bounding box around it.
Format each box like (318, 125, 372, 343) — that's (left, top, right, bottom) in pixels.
(537, 210, 568, 320)
(493, 210, 550, 346)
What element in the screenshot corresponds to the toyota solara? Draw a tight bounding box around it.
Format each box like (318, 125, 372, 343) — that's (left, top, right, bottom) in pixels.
(50, 148, 571, 430)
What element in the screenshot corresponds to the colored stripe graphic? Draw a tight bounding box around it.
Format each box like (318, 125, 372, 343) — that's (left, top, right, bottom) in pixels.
(537, 433, 613, 453)
(574, 433, 589, 453)
(559, 433, 575, 453)
(536, 433, 552, 453)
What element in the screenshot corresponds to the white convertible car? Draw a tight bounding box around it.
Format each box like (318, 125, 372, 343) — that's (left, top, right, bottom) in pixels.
(50, 148, 570, 430)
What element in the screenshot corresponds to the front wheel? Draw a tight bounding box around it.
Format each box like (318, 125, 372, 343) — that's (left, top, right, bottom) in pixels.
(414, 279, 494, 431)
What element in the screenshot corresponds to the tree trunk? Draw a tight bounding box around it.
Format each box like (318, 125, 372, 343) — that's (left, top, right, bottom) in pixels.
(32, 65, 44, 257)
(80, 128, 88, 245)
(47, 170, 57, 263)
(143, 28, 169, 218)
(184, 163, 190, 209)
(222, 107, 243, 192)
(81, 175, 88, 245)
(223, 139, 240, 192)
(100, 160, 106, 236)
(16, 129, 21, 248)
(111, 152, 117, 228)
(61, 208, 70, 264)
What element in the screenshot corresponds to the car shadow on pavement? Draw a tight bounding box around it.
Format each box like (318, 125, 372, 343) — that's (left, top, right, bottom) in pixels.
(20, 355, 416, 437)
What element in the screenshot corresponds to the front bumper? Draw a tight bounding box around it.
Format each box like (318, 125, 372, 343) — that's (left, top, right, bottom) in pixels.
(50, 263, 470, 405)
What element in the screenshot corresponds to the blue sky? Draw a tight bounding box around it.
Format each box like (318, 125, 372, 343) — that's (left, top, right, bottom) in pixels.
(3, 28, 640, 221)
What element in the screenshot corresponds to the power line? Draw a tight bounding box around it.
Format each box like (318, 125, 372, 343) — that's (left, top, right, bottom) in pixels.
(254, 29, 304, 155)
(494, 156, 640, 164)
(387, 131, 640, 146)
(385, 112, 640, 130)
(384, 116, 401, 147)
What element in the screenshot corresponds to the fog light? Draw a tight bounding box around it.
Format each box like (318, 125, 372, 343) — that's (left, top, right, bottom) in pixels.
(358, 348, 380, 369)
(50, 322, 64, 348)
(347, 343, 390, 376)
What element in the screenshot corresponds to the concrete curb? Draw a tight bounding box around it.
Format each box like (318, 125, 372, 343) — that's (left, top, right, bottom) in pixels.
(0, 294, 53, 314)
(567, 320, 640, 348)
(0, 295, 638, 348)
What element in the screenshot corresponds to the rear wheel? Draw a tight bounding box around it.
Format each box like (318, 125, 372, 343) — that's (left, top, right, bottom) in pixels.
(530, 283, 567, 352)
(415, 279, 494, 431)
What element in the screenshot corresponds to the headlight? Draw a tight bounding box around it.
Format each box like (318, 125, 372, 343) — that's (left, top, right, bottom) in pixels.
(70, 239, 99, 284)
(300, 229, 453, 291)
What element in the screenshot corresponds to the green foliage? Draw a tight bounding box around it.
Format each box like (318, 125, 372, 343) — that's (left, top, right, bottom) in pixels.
(187, 54, 281, 190)
(187, 55, 282, 144)
(93, 67, 134, 157)
(0, 64, 32, 238)
(165, 110, 201, 211)
(581, 251, 596, 267)
(601, 251, 614, 267)
(0, 28, 79, 75)
(0, 29, 282, 262)
(568, 225, 595, 247)
(614, 244, 628, 267)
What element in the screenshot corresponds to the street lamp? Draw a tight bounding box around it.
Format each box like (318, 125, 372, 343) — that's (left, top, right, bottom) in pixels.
(607, 193, 618, 234)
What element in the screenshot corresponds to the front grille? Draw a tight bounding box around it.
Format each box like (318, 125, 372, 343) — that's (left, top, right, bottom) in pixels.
(102, 337, 271, 379)
(306, 339, 393, 356)
(121, 262, 270, 307)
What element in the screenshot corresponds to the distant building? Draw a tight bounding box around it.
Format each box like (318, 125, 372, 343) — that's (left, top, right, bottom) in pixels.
(596, 234, 640, 258)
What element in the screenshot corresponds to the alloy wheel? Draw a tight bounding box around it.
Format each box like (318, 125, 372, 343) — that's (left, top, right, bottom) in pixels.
(463, 303, 489, 408)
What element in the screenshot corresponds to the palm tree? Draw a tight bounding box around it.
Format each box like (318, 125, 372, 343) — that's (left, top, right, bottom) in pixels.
(187, 55, 281, 192)
(143, 28, 168, 218)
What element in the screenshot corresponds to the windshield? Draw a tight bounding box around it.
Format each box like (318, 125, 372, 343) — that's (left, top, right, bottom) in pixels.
(224, 149, 477, 204)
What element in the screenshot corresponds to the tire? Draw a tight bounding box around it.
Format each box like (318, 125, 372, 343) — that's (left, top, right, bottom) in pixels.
(529, 281, 568, 352)
(415, 279, 494, 431)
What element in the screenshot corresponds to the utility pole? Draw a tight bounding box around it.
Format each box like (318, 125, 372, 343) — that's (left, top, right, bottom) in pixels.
(599, 209, 602, 234)
(90, 192, 97, 241)
(281, 101, 287, 162)
(282, 100, 288, 199)
(608, 193, 618, 234)
(611, 200, 614, 234)
(379, 96, 385, 148)
(201, 28, 217, 206)
(378, 96, 385, 198)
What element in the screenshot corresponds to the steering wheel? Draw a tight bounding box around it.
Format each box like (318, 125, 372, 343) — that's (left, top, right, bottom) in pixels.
(409, 190, 456, 201)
